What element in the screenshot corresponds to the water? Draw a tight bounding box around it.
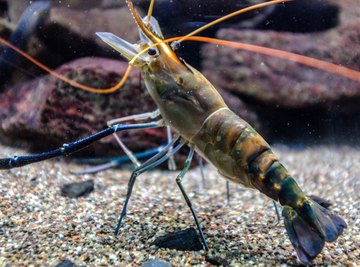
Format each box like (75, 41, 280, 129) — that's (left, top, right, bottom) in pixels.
(0, 0, 359, 266)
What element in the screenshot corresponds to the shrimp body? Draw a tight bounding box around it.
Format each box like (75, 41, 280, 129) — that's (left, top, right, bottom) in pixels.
(0, 0, 347, 265)
(98, 1, 346, 264)
(143, 48, 302, 206)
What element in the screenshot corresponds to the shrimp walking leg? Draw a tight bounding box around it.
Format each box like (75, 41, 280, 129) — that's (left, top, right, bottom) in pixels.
(175, 148, 209, 251)
(108, 110, 161, 167)
(273, 200, 281, 225)
(166, 126, 177, 170)
(74, 146, 165, 175)
(115, 137, 184, 235)
(0, 121, 162, 170)
(75, 112, 163, 174)
(197, 156, 206, 188)
(226, 181, 230, 206)
(108, 111, 176, 171)
(197, 156, 231, 206)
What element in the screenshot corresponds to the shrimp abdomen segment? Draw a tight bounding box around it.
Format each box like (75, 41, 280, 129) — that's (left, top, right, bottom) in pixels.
(192, 108, 271, 186)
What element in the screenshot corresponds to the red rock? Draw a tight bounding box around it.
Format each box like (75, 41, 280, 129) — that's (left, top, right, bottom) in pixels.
(202, 25, 360, 109)
(0, 57, 166, 156)
(201, 1, 360, 110)
(0, 56, 260, 162)
(0, 3, 140, 88)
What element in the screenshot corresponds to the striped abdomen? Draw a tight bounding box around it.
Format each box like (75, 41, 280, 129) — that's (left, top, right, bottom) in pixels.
(191, 108, 306, 203)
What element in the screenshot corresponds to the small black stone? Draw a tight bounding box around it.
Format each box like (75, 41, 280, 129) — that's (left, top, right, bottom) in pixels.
(60, 180, 94, 198)
(152, 228, 203, 251)
(205, 254, 229, 266)
(54, 259, 77, 267)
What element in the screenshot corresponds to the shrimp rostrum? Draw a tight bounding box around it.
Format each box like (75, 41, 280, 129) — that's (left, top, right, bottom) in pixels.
(0, 0, 347, 265)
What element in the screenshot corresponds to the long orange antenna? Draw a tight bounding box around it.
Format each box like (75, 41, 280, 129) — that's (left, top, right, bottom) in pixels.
(129, 0, 290, 66)
(177, 36, 360, 84)
(126, 0, 186, 71)
(178, 0, 292, 43)
(131, 35, 360, 84)
(2, 0, 359, 93)
(0, 37, 131, 93)
(146, 0, 155, 24)
(0, 0, 293, 94)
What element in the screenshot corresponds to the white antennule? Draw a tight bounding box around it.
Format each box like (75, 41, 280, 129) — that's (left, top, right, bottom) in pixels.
(139, 15, 164, 45)
(96, 32, 145, 62)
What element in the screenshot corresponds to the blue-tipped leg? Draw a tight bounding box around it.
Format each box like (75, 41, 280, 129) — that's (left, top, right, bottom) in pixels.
(0, 121, 161, 169)
(114, 137, 183, 235)
(176, 148, 209, 251)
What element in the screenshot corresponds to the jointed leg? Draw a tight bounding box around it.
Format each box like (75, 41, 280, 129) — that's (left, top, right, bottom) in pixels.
(107, 110, 161, 167)
(273, 200, 281, 225)
(197, 155, 231, 207)
(175, 148, 209, 251)
(74, 146, 165, 175)
(166, 125, 177, 171)
(226, 181, 231, 206)
(107, 110, 161, 126)
(115, 136, 184, 234)
(197, 156, 206, 188)
(108, 111, 177, 173)
(0, 121, 162, 169)
(107, 111, 177, 174)
(76, 110, 164, 174)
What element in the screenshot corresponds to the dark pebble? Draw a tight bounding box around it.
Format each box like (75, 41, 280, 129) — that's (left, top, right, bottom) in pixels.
(60, 180, 94, 198)
(152, 228, 203, 251)
(141, 259, 173, 267)
(54, 259, 77, 267)
(205, 254, 229, 266)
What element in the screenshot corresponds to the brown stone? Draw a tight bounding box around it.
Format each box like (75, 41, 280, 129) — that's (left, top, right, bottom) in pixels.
(0, 57, 166, 156)
(202, 23, 360, 109)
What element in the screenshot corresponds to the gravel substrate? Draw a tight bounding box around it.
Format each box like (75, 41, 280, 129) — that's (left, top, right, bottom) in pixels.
(0, 143, 359, 266)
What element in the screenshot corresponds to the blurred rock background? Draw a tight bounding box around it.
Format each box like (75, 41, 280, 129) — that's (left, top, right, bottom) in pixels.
(0, 0, 359, 159)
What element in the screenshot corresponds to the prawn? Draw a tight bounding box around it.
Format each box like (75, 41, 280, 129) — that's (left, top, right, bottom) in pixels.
(0, 0, 355, 264)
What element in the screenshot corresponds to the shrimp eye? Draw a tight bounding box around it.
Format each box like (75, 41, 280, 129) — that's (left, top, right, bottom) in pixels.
(148, 47, 157, 56)
(171, 41, 181, 51)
